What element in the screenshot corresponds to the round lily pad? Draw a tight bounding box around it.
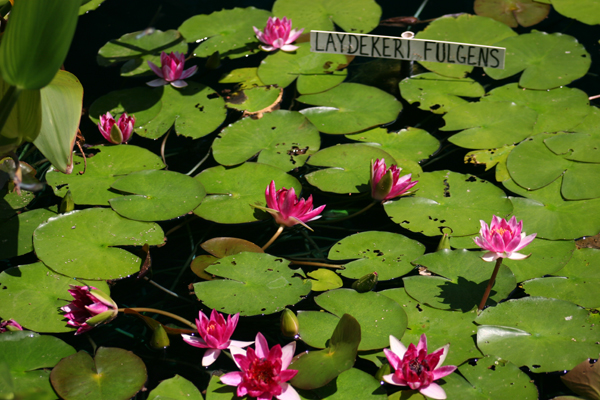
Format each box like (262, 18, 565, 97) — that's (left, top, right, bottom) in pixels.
(51, 347, 147, 400)
(485, 31, 591, 90)
(193, 252, 312, 316)
(501, 238, 575, 282)
(550, 0, 600, 25)
(384, 170, 513, 237)
(225, 86, 282, 113)
(307, 269, 343, 291)
(0, 262, 110, 333)
(474, 0, 550, 27)
(545, 131, 600, 164)
(298, 83, 402, 134)
(212, 110, 321, 171)
(219, 67, 265, 89)
(147, 375, 203, 400)
(109, 170, 206, 221)
(34, 208, 165, 280)
(306, 368, 387, 399)
(0, 208, 56, 259)
(476, 297, 600, 372)
(89, 87, 162, 130)
(328, 231, 425, 280)
(194, 162, 302, 224)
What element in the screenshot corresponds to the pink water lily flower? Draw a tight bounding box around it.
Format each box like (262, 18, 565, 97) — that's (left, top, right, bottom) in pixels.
(220, 332, 299, 400)
(147, 51, 198, 88)
(0, 319, 23, 333)
(61, 285, 118, 335)
(371, 159, 418, 201)
(474, 215, 537, 262)
(383, 334, 456, 400)
(98, 112, 135, 144)
(181, 310, 253, 367)
(253, 17, 304, 52)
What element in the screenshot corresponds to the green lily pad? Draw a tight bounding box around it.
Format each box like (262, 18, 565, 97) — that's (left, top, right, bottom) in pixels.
(0, 187, 35, 223)
(505, 178, 600, 240)
(298, 83, 403, 134)
(194, 252, 312, 316)
(304, 368, 387, 399)
(191, 237, 264, 280)
(474, 0, 550, 27)
(443, 101, 538, 149)
(305, 144, 397, 194)
(97, 30, 187, 76)
(179, 8, 270, 59)
(0, 262, 110, 333)
(328, 231, 425, 280)
(384, 170, 513, 237)
(345, 127, 439, 163)
(404, 249, 516, 311)
(51, 347, 147, 400)
(147, 375, 203, 400)
(0, 331, 75, 400)
(545, 131, 600, 164)
(225, 86, 282, 113)
(212, 110, 321, 171)
(476, 297, 600, 372)
(257, 42, 348, 94)
(307, 269, 343, 291)
(46, 145, 165, 206)
(501, 238, 575, 282)
(0, 208, 57, 259)
(297, 289, 408, 350)
(89, 87, 162, 130)
(79, 0, 106, 15)
(34, 208, 165, 280)
(485, 31, 591, 89)
(465, 145, 514, 182)
(109, 170, 206, 221)
(415, 14, 517, 78)
(522, 248, 600, 308)
(550, 0, 600, 24)
(272, 0, 381, 33)
(400, 73, 485, 114)
(219, 67, 265, 89)
(380, 288, 482, 366)
(194, 162, 302, 224)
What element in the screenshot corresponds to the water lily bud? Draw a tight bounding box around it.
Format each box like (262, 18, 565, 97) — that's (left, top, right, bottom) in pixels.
(61, 285, 118, 335)
(0, 319, 23, 333)
(436, 232, 451, 251)
(60, 190, 74, 213)
(205, 51, 221, 70)
(150, 324, 170, 349)
(352, 272, 378, 293)
(374, 363, 391, 382)
(280, 308, 299, 337)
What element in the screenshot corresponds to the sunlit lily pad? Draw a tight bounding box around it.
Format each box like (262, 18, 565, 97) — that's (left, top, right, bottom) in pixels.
(384, 170, 512, 237)
(191, 237, 264, 280)
(307, 269, 343, 291)
(0, 208, 56, 259)
(476, 297, 600, 372)
(34, 208, 165, 280)
(193, 252, 312, 316)
(501, 238, 575, 282)
(212, 110, 320, 171)
(147, 375, 203, 400)
(474, 0, 550, 27)
(298, 83, 402, 134)
(225, 86, 282, 113)
(328, 231, 425, 280)
(89, 87, 162, 130)
(546, 0, 600, 25)
(194, 162, 302, 224)
(485, 31, 591, 89)
(544, 108, 600, 163)
(465, 144, 514, 182)
(219, 67, 265, 89)
(303, 368, 387, 399)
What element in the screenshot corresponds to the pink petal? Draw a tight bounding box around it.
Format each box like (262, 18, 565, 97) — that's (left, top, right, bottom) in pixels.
(383, 348, 401, 370)
(261, 45, 277, 52)
(146, 78, 168, 87)
(202, 348, 221, 366)
(419, 383, 447, 399)
(181, 334, 208, 348)
(180, 65, 198, 79)
(229, 346, 247, 370)
(482, 251, 500, 262)
(287, 28, 304, 43)
(220, 371, 243, 386)
(506, 251, 530, 260)
(147, 61, 164, 78)
(433, 344, 449, 368)
(514, 232, 536, 252)
(254, 332, 269, 359)
(229, 340, 254, 349)
(383, 372, 407, 386)
(432, 365, 457, 380)
(280, 44, 299, 52)
(416, 334, 428, 353)
(280, 341, 296, 369)
(276, 383, 301, 400)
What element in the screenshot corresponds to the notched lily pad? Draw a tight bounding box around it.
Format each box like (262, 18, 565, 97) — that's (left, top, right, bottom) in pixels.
(474, 0, 550, 27)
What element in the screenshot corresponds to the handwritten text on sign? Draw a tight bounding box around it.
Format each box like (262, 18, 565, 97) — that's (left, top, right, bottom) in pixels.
(310, 30, 505, 69)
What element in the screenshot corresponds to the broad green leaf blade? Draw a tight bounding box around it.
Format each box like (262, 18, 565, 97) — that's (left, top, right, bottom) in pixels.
(501, 238, 575, 282)
(474, 0, 550, 27)
(0, 76, 42, 153)
(147, 375, 203, 400)
(465, 145, 514, 182)
(0, 208, 57, 259)
(89, 87, 162, 132)
(219, 67, 265, 89)
(305, 368, 387, 400)
(549, 0, 600, 25)
(0, 187, 34, 223)
(307, 269, 343, 291)
(201, 237, 264, 258)
(79, 0, 107, 15)
(50, 347, 147, 400)
(225, 86, 282, 113)
(33, 208, 165, 280)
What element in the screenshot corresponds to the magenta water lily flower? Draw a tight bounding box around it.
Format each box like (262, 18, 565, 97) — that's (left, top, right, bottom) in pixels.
(474, 215, 537, 262)
(253, 17, 304, 52)
(98, 112, 135, 144)
(147, 51, 198, 88)
(371, 159, 418, 201)
(220, 332, 299, 400)
(0, 319, 23, 333)
(61, 285, 118, 335)
(383, 334, 456, 400)
(181, 310, 253, 367)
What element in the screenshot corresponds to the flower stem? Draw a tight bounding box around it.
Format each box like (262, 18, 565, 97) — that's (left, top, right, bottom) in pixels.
(262, 224, 285, 251)
(119, 307, 197, 330)
(478, 258, 503, 313)
(288, 260, 345, 269)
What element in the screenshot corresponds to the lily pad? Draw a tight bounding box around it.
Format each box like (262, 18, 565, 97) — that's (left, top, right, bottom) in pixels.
(191, 237, 264, 280)
(305, 368, 387, 399)
(0, 208, 57, 259)
(0, 187, 34, 223)
(465, 145, 514, 182)
(89, 87, 163, 130)
(328, 231, 425, 280)
(544, 108, 600, 163)
(400, 73, 485, 114)
(225, 86, 282, 113)
(219, 67, 265, 89)
(298, 83, 402, 134)
(33, 208, 165, 280)
(0, 262, 110, 333)
(147, 375, 203, 400)
(194, 162, 302, 224)
(501, 238, 575, 282)
(547, 0, 600, 25)
(485, 31, 591, 89)
(476, 297, 600, 372)
(212, 110, 321, 171)
(307, 269, 343, 291)
(109, 170, 206, 221)
(384, 170, 513, 237)
(474, 0, 550, 27)
(50, 347, 147, 400)
(46, 145, 165, 206)
(193, 252, 312, 316)
(561, 358, 600, 400)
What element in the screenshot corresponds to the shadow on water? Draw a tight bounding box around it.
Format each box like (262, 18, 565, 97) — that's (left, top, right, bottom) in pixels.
(437, 276, 495, 312)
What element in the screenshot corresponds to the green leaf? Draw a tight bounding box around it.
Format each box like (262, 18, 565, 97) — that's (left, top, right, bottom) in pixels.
(194, 252, 312, 316)
(0, 262, 110, 333)
(79, 0, 106, 15)
(307, 269, 343, 291)
(502, 238, 575, 282)
(306, 368, 387, 399)
(225, 86, 282, 113)
(0, 187, 34, 223)
(89, 87, 162, 131)
(547, 0, 600, 25)
(485, 31, 591, 89)
(219, 67, 265, 89)
(474, 0, 550, 27)
(0, 76, 42, 153)
(476, 297, 600, 372)
(328, 231, 425, 280)
(0, 0, 80, 89)
(34, 208, 165, 280)
(212, 110, 321, 171)
(109, 170, 206, 221)
(0, 208, 57, 259)
(465, 145, 514, 182)
(298, 83, 402, 134)
(50, 347, 147, 400)
(147, 375, 204, 400)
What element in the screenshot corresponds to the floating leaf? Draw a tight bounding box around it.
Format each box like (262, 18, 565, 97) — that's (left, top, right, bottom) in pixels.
(561, 358, 600, 400)
(0, 208, 56, 259)
(89, 87, 162, 131)
(474, 0, 550, 27)
(465, 145, 514, 182)
(304, 368, 387, 400)
(225, 86, 282, 113)
(0, 187, 34, 223)
(502, 238, 575, 282)
(549, 0, 600, 25)
(147, 375, 203, 400)
(191, 237, 264, 280)
(219, 67, 265, 89)
(79, 0, 106, 15)
(307, 269, 343, 291)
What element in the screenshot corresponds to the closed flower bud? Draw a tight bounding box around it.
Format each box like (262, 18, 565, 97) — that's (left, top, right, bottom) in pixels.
(280, 308, 299, 337)
(60, 190, 75, 213)
(61, 285, 118, 335)
(150, 324, 170, 349)
(352, 272, 378, 293)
